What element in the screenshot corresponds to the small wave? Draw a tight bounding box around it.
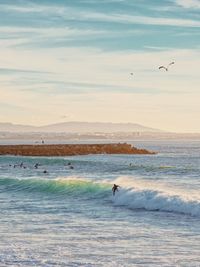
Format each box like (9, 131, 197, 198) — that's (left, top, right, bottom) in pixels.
(128, 164, 198, 174)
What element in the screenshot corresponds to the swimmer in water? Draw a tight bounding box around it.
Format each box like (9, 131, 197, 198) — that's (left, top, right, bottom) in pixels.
(112, 184, 120, 196)
(34, 163, 39, 169)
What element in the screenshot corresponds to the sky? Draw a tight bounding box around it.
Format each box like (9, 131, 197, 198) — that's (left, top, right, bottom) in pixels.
(0, 0, 200, 132)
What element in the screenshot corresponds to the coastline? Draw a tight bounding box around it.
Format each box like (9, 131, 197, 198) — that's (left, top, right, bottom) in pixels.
(0, 143, 155, 156)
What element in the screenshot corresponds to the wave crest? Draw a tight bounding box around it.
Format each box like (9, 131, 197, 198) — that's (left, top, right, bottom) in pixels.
(1, 176, 200, 217)
(112, 177, 200, 217)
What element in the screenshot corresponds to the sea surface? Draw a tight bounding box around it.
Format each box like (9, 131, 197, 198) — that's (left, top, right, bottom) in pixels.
(0, 140, 200, 267)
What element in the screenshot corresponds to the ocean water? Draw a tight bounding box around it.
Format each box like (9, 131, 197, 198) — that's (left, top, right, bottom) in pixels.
(0, 140, 199, 267)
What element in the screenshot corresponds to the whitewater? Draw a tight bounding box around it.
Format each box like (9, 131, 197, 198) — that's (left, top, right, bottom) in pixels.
(0, 140, 200, 266)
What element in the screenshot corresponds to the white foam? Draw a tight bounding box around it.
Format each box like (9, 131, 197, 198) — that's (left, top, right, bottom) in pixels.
(111, 177, 200, 217)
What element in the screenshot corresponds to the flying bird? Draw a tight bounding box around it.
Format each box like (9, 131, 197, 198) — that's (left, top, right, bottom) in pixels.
(159, 61, 175, 71)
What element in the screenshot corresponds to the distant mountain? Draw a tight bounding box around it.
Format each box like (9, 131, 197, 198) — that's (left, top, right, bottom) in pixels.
(0, 121, 162, 133)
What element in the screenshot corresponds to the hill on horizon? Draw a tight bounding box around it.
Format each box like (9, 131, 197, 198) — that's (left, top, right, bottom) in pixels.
(0, 121, 162, 133)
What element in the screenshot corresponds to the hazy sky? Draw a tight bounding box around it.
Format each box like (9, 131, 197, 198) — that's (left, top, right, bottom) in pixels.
(0, 0, 200, 132)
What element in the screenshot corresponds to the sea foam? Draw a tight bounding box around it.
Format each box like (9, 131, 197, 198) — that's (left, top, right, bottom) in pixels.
(112, 177, 200, 217)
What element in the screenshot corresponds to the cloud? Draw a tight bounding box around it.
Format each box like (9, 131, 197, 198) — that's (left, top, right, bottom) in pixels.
(0, 26, 106, 37)
(81, 12, 200, 27)
(0, 44, 200, 97)
(0, 67, 50, 75)
(174, 0, 200, 9)
(0, 25, 110, 49)
(1, 3, 200, 28)
(0, 3, 63, 14)
(0, 2, 199, 52)
(0, 1, 200, 131)
(0, 101, 27, 111)
(81, 0, 125, 3)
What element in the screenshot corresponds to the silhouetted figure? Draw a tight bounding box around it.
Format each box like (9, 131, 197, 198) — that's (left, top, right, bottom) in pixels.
(20, 162, 23, 168)
(34, 163, 39, 169)
(69, 165, 74, 169)
(112, 184, 120, 196)
(43, 170, 48, 174)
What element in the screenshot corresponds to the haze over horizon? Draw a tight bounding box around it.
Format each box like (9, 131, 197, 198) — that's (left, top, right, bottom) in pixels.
(0, 120, 163, 133)
(1, 121, 200, 134)
(0, 0, 200, 132)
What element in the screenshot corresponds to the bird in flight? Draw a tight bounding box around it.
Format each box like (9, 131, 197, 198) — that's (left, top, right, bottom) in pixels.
(159, 61, 175, 71)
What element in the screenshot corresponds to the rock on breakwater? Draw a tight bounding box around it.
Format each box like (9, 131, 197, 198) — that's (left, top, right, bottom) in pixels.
(0, 143, 155, 156)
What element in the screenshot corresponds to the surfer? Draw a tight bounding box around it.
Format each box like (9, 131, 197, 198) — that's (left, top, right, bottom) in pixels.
(34, 163, 39, 169)
(112, 184, 120, 196)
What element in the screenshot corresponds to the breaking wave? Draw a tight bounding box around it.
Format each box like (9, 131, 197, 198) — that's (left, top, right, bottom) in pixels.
(112, 177, 200, 217)
(0, 176, 200, 217)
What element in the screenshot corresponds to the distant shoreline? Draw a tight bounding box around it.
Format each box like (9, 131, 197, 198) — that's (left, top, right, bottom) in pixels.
(0, 143, 155, 156)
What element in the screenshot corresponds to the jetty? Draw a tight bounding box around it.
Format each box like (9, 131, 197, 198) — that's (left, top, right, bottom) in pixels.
(0, 143, 155, 156)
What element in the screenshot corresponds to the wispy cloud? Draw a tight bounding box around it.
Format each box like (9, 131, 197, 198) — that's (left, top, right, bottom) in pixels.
(174, 0, 200, 9)
(1, 45, 200, 96)
(81, 12, 200, 27)
(1, 3, 200, 28)
(0, 3, 64, 14)
(0, 26, 107, 37)
(0, 67, 50, 75)
(0, 25, 110, 49)
(0, 1, 200, 131)
(0, 2, 199, 53)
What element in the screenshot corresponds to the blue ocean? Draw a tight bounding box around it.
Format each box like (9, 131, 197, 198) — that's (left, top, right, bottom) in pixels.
(0, 141, 200, 266)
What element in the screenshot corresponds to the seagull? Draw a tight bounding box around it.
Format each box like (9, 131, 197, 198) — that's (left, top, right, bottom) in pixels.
(159, 61, 175, 71)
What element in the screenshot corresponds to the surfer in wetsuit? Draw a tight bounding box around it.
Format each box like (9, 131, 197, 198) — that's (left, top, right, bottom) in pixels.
(112, 184, 120, 196)
(34, 163, 39, 169)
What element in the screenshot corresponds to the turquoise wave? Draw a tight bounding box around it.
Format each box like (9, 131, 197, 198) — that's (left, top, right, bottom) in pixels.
(0, 177, 111, 198)
(1, 177, 199, 217)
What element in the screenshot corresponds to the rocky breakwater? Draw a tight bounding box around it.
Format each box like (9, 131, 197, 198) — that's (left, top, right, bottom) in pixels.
(0, 143, 155, 156)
